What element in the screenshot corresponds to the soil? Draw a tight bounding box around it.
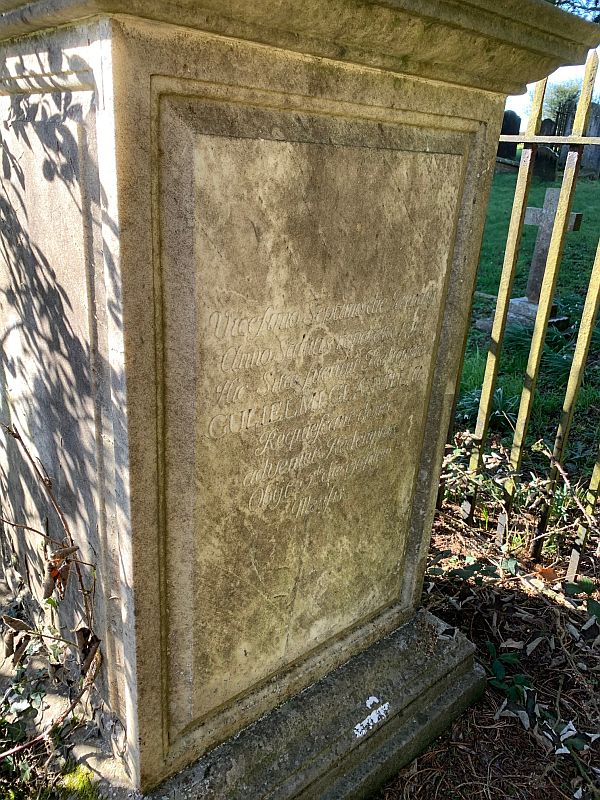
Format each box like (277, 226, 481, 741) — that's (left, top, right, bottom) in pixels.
(380, 504, 600, 800)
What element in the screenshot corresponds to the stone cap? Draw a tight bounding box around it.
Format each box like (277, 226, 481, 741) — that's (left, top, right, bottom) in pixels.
(0, 0, 598, 94)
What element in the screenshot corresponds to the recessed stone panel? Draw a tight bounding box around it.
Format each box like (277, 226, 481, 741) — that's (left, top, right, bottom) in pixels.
(159, 97, 464, 740)
(1, 3, 597, 791)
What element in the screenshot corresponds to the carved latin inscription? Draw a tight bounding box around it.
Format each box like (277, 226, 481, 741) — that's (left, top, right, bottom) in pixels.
(205, 291, 429, 521)
(159, 99, 463, 740)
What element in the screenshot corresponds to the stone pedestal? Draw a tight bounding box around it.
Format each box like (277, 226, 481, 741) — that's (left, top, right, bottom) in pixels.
(0, 1, 597, 794)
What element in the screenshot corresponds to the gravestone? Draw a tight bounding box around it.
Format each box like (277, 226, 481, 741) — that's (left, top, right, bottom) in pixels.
(581, 102, 600, 177)
(534, 144, 559, 180)
(541, 117, 557, 137)
(505, 188, 583, 328)
(497, 109, 521, 159)
(0, 1, 597, 796)
(525, 188, 583, 303)
(479, 188, 583, 331)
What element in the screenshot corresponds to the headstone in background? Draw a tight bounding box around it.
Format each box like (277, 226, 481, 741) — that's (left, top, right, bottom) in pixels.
(503, 188, 583, 328)
(525, 188, 583, 304)
(540, 117, 557, 137)
(0, 1, 597, 796)
(534, 115, 559, 181)
(581, 102, 600, 178)
(557, 100, 578, 169)
(497, 110, 521, 159)
(534, 144, 559, 181)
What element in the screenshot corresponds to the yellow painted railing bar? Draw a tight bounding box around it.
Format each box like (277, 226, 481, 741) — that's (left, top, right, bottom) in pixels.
(499, 135, 600, 145)
(533, 236, 600, 557)
(466, 79, 546, 481)
(498, 53, 598, 541)
(502, 157, 581, 499)
(566, 446, 600, 582)
(573, 50, 599, 136)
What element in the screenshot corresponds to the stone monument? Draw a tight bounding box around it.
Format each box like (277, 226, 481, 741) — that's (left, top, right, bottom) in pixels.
(581, 102, 600, 177)
(497, 110, 521, 160)
(506, 188, 583, 327)
(534, 144, 560, 181)
(526, 188, 583, 303)
(0, 1, 597, 795)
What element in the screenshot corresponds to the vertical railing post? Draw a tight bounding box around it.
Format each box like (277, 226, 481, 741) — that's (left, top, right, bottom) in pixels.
(566, 445, 600, 581)
(497, 51, 599, 548)
(461, 80, 546, 525)
(533, 235, 600, 559)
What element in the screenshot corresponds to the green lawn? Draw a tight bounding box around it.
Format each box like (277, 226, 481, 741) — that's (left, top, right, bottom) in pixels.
(457, 172, 600, 478)
(476, 172, 600, 302)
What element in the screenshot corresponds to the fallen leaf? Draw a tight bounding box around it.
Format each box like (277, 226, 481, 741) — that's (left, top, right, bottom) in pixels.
(536, 566, 558, 583)
(2, 615, 29, 632)
(500, 639, 524, 649)
(526, 637, 544, 656)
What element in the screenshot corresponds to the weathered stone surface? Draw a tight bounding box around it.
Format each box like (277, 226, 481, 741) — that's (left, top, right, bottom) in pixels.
(160, 95, 463, 740)
(0, 0, 598, 93)
(0, 1, 597, 794)
(147, 611, 485, 800)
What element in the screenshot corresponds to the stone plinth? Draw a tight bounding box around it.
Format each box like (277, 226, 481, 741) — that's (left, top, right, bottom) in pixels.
(0, 1, 597, 794)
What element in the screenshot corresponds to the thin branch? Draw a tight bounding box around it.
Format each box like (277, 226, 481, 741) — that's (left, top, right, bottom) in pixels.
(539, 443, 598, 533)
(0, 422, 93, 627)
(0, 515, 62, 545)
(15, 628, 78, 648)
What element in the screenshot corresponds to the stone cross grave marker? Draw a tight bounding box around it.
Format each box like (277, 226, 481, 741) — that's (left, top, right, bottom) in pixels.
(525, 187, 583, 304)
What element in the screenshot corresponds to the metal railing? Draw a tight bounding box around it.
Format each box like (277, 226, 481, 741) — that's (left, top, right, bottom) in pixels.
(460, 50, 600, 571)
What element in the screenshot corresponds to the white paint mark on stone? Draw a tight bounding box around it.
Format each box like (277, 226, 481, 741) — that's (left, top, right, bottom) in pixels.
(353, 696, 391, 738)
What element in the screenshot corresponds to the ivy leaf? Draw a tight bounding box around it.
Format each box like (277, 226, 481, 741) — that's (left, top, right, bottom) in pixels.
(566, 736, 588, 752)
(480, 566, 500, 577)
(565, 578, 596, 596)
(587, 598, 600, 622)
(428, 567, 444, 576)
(29, 691, 45, 710)
(501, 558, 519, 576)
(576, 577, 596, 595)
(430, 550, 452, 565)
(507, 685, 524, 704)
(492, 659, 506, 680)
(9, 697, 30, 714)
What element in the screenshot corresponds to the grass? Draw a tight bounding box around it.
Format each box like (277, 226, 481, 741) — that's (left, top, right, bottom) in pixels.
(57, 765, 99, 800)
(0, 764, 99, 800)
(457, 171, 600, 479)
(476, 172, 600, 299)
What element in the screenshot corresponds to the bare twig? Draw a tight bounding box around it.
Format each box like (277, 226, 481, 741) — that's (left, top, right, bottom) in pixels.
(538, 443, 598, 534)
(0, 516, 61, 544)
(0, 422, 93, 627)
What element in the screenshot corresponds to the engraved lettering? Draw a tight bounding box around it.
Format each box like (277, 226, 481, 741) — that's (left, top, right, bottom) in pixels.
(204, 290, 436, 520)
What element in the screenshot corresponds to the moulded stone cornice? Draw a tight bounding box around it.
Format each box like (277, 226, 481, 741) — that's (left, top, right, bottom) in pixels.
(0, 0, 599, 94)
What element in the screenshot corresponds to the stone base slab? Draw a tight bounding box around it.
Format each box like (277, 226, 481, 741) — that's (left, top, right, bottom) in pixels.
(475, 296, 566, 333)
(148, 611, 485, 799)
